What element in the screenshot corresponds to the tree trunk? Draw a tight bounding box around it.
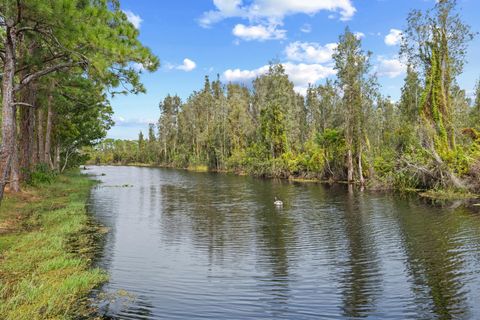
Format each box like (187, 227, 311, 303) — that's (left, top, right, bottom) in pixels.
(61, 149, 72, 173)
(358, 146, 365, 186)
(0, 25, 17, 203)
(38, 108, 45, 163)
(44, 93, 54, 167)
(29, 109, 37, 166)
(10, 105, 21, 192)
(32, 116, 38, 166)
(164, 140, 167, 163)
(19, 83, 37, 181)
(347, 148, 354, 183)
(53, 144, 60, 171)
(19, 105, 30, 174)
(0, 155, 12, 203)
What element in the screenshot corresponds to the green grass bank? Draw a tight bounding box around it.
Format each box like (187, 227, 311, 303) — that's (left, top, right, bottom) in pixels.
(0, 170, 107, 320)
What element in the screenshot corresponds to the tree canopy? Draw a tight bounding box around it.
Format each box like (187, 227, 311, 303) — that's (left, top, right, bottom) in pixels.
(0, 0, 159, 203)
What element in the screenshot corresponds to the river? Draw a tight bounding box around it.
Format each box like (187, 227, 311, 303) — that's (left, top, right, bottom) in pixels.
(86, 166, 480, 319)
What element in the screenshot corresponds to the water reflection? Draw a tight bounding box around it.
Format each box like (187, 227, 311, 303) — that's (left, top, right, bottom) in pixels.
(87, 166, 480, 319)
(339, 192, 381, 318)
(392, 198, 472, 319)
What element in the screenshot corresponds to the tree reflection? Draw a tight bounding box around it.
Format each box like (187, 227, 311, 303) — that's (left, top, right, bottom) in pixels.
(393, 197, 470, 319)
(340, 190, 381, 318)
(251, 179, 296, 316)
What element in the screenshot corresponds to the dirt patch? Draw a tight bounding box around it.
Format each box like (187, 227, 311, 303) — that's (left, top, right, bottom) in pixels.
(0, 220, 18, 234)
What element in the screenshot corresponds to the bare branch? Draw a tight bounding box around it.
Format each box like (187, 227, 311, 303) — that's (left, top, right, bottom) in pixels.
(16, 26, 38, 34)
(15, 0, 21, 26)
(12, 102, 35, 108)
(14, 61, 84, 92)
(15, 53, 67, 75)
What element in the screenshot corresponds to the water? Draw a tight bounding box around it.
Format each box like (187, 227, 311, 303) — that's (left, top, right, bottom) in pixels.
(87, 166, 480, 319)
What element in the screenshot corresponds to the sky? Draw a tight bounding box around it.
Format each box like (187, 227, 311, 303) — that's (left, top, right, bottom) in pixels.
(109, 0, 480, 139)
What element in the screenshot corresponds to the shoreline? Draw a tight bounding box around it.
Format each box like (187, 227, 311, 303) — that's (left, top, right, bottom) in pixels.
(87, 163, 480, 202)
(0, 170, 108, 319)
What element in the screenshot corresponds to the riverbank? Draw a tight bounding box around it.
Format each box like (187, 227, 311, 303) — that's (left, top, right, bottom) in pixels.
(90, 162, 480, 201)
(0, 170, 107, 320)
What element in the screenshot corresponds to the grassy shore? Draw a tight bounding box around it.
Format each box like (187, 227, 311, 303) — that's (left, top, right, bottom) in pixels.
(0, 170, 107, 320)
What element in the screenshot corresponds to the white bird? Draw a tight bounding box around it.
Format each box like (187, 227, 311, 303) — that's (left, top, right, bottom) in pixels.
(274, 197, 283, 207)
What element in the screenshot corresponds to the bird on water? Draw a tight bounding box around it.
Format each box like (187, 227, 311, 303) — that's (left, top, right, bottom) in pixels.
(274, 197, 283, 207)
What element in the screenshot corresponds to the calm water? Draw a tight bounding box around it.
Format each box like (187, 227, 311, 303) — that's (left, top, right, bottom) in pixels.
(87, 166, 480, 320)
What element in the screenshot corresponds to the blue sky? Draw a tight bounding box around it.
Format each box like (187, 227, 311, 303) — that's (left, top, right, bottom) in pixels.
(109, 0, 480, 139)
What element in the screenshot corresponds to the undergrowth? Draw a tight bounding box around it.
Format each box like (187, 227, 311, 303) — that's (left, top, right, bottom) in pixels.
(0, 170, 107, 320)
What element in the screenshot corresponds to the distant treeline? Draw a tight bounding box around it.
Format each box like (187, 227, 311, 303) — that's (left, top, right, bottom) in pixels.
(87, 0, 480, 193)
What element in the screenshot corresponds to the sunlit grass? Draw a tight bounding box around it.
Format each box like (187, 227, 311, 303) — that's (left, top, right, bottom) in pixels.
(187, 164, 209, 172)
(0, 171, 107, 320)
(420, 189, 479, 200)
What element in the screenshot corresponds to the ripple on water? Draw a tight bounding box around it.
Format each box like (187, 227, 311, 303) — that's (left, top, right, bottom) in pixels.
(87, 166, 480, 319)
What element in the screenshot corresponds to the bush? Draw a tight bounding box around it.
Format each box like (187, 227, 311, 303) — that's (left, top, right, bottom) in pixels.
(26, 163, 57, 186)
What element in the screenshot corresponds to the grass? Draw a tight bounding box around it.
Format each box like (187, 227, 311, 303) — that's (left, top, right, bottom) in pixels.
(186, 164, 209, 172)
(0, 170, 108, 320)
(419, 189, 480, 200)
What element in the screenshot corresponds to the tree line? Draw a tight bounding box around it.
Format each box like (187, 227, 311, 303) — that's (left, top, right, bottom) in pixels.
(89, 0, 480, 193)
(0, 0, 158, 203)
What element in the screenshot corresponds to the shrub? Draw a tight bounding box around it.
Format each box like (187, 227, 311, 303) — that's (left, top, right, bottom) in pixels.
(26, 163, 57, 186)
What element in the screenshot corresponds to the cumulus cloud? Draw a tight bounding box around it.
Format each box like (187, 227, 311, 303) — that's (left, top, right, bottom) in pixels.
(200, 0, 356, 26)
(123, 10, 143, 29)
(285, 41, 337, 64)
(199, 0, 243, 27)
(224, 62, 336, 95)
(384, 29, 402, 46)
(165, 59, 198, 72)
(114, 116, 155, 128)
(376, 56, 406, 78)
(233, 24, 286, 41)
(354, 31, 365, 39)
(177, 58, 197, 72)
(224, 67, 267, 83)
(199, 0, 356, 40)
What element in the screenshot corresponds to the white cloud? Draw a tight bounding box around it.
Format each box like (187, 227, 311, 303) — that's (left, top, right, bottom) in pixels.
(284, 63, 336, 94)
(199, 0, 356, 31)
(384, 29, 402, 46)
(354, 31, 365, 39)
(123, 10, 143, 29)
(376, 56, 406, 78)
(114, 116, 155, 127)
(300, 23, 312, 33)
(233, 24, 286, 41)
(224, 66, 269, 82)
(223, 62, 336, 95)
(132, 62, 145, 72)
(177, 58, 197, 72)
(285, 41, 337, 64)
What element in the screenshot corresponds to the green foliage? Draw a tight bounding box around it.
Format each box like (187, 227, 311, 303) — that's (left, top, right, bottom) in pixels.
(0, 172, 107, 319)
(399, 66, 422, 123)
(373, 151, 396, 176)
(86, 0, 480, 195)
(402, 0, 475, 151)
(26, 163, 57, 186)
(260, 100, 288, 158)
(0, 0, 159, 197)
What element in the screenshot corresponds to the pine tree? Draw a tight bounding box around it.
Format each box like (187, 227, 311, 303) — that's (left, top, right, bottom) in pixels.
(0, 0, 159, 202)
